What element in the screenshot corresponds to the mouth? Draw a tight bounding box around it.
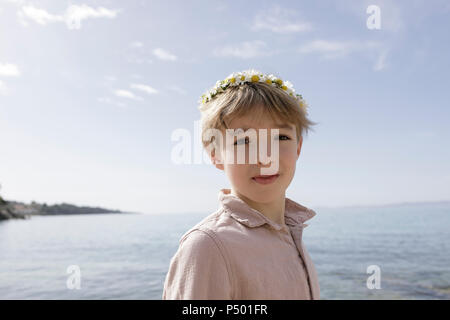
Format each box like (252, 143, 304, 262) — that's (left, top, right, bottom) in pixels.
(251, 174, 280, 185)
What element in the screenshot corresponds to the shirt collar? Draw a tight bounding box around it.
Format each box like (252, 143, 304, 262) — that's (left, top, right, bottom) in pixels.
(218, 188, 316, 231)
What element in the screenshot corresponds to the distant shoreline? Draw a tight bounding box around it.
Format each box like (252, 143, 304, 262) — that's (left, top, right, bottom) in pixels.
(0, 196, 133, 221)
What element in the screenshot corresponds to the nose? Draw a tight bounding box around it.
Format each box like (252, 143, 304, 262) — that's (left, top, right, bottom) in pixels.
(257, 154, 271, 166)
(257, 131, 272, 166)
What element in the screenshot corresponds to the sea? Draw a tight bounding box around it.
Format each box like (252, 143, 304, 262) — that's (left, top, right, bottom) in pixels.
(0, 203, 449, 300)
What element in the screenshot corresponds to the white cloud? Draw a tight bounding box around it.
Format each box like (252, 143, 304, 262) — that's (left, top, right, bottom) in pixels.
(17, 4, 119, 30)
(152, 48, 177, 61)
(130, 83, 158, 95)
(0, 63, 21, 77)
(251, 5, 312, 33)
(114, 89, 143, 101)
(213, 40, 273, 59)
(65, 4, 118, 29)
(19, 5, 63, 25)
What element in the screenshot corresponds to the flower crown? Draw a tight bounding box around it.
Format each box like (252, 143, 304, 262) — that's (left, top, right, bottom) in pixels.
(198, 69, 308, 110)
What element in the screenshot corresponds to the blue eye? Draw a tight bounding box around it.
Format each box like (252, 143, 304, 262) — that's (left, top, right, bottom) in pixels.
(234, 136, 290, 145)
(234, 137, 249, 145)
(278, 135, 290, 141)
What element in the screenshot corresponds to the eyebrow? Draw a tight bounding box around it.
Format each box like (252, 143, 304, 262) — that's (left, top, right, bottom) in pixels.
(236, 123, 294, 131)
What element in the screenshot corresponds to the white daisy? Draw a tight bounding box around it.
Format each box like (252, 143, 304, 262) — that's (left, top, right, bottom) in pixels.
(199, 70, 307, 110)
(284, 80, 294, 90)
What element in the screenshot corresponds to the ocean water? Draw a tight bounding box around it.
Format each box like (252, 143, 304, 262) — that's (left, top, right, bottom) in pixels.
(0, 203, 449, 300)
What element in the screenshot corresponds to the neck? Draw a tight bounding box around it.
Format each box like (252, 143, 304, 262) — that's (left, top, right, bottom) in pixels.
(231, 189, 286, 226)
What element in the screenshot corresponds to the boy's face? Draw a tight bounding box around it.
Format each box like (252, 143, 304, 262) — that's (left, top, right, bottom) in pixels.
(210, 107, 303, 204)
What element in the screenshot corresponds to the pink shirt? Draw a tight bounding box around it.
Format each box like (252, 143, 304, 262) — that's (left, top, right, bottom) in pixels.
(162, 188, 320, 300)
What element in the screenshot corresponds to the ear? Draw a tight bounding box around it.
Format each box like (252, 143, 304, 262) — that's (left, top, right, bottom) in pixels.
(296, 136, 303, 159)
(210, 148, 224, 171)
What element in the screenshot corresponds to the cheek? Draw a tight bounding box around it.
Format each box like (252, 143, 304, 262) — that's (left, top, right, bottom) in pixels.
(224, 164, 249, 182)
(277, 145, 298, 176)
(278, 143, 298, 162)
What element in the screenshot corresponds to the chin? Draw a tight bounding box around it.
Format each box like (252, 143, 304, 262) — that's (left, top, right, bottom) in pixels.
(246, 189, 282, 203)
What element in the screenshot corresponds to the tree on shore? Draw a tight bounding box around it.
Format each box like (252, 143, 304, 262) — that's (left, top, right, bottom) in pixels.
(0, 183, 5, 205)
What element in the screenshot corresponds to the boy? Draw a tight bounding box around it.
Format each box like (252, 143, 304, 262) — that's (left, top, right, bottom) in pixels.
(162, 69, 319, 299)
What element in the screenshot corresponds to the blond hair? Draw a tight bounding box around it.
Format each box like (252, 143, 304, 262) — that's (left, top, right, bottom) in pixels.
(198, 81, 317, 151)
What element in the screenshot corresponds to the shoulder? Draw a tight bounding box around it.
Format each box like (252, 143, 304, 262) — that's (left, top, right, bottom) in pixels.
(179, 207, 236, 244)
(177, 207, 245, 263)
(178, 228, 221, 256)
(163, 214, 237, 299)
(173, 218, 235, 280)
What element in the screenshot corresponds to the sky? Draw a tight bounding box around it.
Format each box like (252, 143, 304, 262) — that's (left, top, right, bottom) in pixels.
(0, 0, 449, 214)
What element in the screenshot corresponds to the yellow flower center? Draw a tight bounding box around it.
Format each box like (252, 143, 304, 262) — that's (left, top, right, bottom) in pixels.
(275, 79, 283, 85)
(230, 77, 236, 83)
(281, 85, 287, 90)
(240, 75, 245, 81)
(251, 75, 259, 82)
(265, 79, 272, 84)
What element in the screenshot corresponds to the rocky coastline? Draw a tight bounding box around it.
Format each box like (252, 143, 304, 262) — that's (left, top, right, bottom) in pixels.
(0, 195, 125, 221)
